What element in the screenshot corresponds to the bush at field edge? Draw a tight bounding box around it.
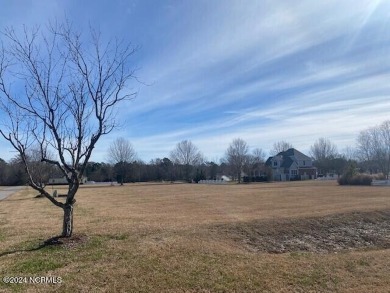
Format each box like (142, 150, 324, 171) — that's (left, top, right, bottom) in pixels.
(338, 174, 373, 186)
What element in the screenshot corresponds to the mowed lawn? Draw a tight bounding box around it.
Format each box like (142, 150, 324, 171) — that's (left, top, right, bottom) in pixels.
(0, 181, 390, 292)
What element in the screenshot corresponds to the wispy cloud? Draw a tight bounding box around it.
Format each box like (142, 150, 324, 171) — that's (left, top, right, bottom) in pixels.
(1, 0, 389, 162)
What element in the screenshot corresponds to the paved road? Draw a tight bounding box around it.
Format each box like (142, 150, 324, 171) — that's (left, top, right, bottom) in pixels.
(0, 186, 26, 201)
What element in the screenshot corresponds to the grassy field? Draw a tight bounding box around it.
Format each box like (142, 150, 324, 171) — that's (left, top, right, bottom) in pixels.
(0, 180, 389, 292)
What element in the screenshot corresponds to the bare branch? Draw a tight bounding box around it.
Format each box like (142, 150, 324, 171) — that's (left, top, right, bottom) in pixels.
(0, 21, 139, 236)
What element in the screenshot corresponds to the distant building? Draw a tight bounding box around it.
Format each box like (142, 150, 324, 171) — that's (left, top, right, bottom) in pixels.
(266, 148, 317, 181)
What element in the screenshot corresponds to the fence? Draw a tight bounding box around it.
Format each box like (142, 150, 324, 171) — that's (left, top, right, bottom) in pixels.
(372, 180, 390, 186)
(198, 180, 227, 185)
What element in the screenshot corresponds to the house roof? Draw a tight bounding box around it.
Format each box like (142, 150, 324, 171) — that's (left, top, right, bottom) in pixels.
(266, 148, 312, 168)
(280, 156, 294, 168)
(265, 157, 273, 166)
(276, 148, 312, 161)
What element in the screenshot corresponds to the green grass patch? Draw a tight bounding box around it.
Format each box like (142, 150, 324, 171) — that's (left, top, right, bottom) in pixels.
(107, 233, 129, 241)
(293, 265, 339, 291)
(0, 232, 6, 242)
(13, 258, 64, 274)
(345, 257, 372, 273)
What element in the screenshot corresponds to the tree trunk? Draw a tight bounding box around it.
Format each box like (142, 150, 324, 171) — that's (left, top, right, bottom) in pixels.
(62, 204, 74, 237)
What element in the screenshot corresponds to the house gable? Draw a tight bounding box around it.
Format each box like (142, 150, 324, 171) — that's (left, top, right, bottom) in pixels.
(267, 148, 316, 181)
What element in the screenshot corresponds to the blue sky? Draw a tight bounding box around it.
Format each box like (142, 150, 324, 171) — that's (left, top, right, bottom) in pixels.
(1, 0, 390, 162)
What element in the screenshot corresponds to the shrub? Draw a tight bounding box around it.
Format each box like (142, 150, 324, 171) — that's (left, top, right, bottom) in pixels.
(338, 174, 372, 186)
(373, 174, 386, 180)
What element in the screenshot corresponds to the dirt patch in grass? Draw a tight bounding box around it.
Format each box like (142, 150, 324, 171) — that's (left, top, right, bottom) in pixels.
(214, 210, 390, 253)
(44, 233, 89, 249)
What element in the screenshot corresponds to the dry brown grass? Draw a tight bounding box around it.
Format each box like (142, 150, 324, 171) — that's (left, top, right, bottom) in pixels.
(0, 180, 390, 292)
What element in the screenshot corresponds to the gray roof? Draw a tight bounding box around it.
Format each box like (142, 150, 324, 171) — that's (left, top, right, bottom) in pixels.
(277, 148, 312, 161)
(266, 148, 312, 168)
(280, 156, 294, 168)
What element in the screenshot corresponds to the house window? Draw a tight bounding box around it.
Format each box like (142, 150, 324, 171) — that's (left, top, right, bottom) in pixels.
(291, 170, 298, 176)
(273, 161, 278, 167)
(303, 160, 306, 166)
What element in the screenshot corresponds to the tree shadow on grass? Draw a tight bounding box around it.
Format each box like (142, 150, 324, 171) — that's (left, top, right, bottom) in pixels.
(0, 242, 49, 257)
(0, 234, 88, 257)
(1, 197, 34, 202)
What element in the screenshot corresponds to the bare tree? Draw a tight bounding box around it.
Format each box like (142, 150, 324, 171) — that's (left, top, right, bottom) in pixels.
(252, 148, 266, 164)
(270, 141, 293, 155)
(248, 148, 266, 179)
(0, 23, 138, 237)
(170, 140, 203, 182)
(309, 138, 339, 175)
(310, 138, 338, 161)
(341, 146, 357, 161)
(356, 120, 390, 178)
(108, 137, 136, 185)
(26, 147, 56, 192)
(381, 121, 390, 178)
(225, 138, 249, 183)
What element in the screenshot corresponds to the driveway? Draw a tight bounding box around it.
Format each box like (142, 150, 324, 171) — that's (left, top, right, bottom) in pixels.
(0, 186, 26, 201)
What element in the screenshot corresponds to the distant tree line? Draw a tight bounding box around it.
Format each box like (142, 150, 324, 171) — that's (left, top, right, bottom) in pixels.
(1, 120, 389, 186)
(0, 157, 28, 185)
